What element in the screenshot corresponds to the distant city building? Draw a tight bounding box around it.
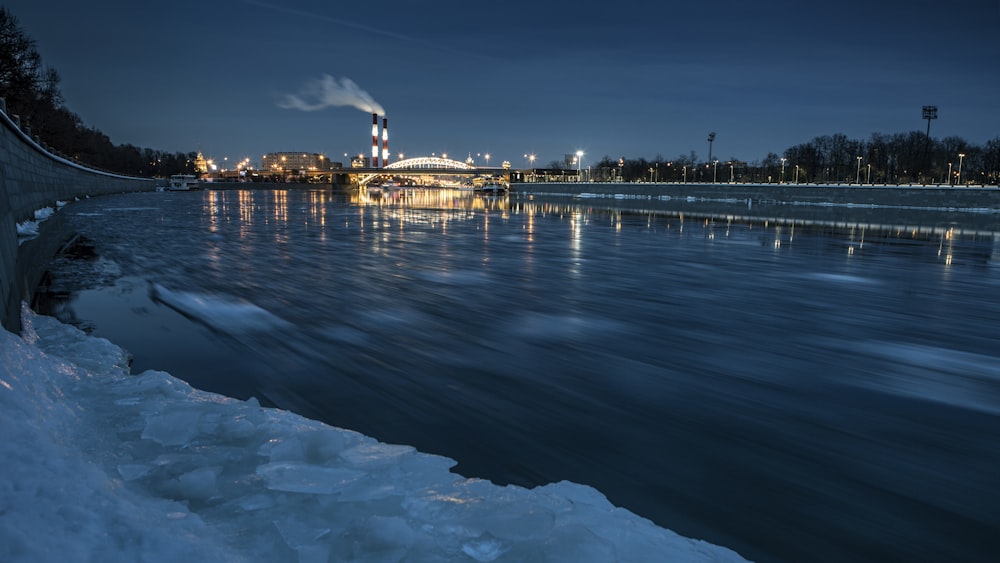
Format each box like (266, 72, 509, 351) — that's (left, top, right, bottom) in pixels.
(193, 152, 209, 174)
(261, 152, 334, 173)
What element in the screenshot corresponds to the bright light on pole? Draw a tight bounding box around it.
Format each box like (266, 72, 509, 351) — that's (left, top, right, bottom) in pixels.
(856, 156, 863, 184)
(576, 150, 584, 181)
(713, 159, 718, 183)
(780, 157, 787, 183)
(957, 153, 966, 185)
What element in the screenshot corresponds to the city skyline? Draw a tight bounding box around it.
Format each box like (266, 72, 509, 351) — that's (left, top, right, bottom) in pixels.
(6, 0, 999, 168)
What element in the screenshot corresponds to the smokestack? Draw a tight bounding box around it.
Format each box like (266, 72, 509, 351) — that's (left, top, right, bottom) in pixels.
(371, 113, 379, 167)
(381, 117, 389, 168)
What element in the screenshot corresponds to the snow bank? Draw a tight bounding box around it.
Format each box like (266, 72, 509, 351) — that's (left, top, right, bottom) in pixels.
(0, 307, 746, 562)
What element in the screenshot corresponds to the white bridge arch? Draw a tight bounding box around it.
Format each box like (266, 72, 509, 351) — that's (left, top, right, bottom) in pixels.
(384, 156, 474, 170)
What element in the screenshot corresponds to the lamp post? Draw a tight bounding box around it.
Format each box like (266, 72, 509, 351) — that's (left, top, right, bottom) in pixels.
(780, 157, 786, 184)
(957, 153, 966, 185)
(948, 162, 953, 185)
(683, 165, 687, 183)
(866, 163, 871, 184)
(576, 150, 584, 182)
(713, 160, 719, 183)
(794, 164, 800, 184)
(707, 132, 716, 163)
(856, 156, 863, 184)
(729, 161, 734, 183)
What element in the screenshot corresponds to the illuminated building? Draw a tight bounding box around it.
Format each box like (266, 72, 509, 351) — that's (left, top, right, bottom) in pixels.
(261, 152, 334, 173)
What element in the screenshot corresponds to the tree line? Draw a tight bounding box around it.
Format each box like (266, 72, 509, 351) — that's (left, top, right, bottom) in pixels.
(592, 130, 999, 186)
(0, 7, 195, 177)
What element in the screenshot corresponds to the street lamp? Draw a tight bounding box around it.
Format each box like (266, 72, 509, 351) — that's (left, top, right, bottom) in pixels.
(713, 159, 719, 183)
(856, 156, 863, 184)
(780, 158, 787, 183)
(794, 164, 800, 184)
(576, 150, 584, 181)
(866, 163, 871, 184)
(948, 162, 954, 185)
(683, 165, 687, 183)
(729, 161, 734, 183)
(957, 153, 966, 185)
(707, 132, 716, 163)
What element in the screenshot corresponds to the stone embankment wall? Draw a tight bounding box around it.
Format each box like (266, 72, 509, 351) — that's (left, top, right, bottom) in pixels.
(0, 100, 154, 331)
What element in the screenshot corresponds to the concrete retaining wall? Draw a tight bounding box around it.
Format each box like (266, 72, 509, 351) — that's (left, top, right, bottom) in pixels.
(514, 182, 1000, 233)
(1, 102, 154, 331)
(515, 181, 1000, 209)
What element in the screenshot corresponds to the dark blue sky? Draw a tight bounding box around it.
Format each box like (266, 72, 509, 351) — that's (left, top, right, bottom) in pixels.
(7, 0, 999, 168)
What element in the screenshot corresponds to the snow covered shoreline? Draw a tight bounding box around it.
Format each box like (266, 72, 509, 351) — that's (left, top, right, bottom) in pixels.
(0, 306, 746, 562)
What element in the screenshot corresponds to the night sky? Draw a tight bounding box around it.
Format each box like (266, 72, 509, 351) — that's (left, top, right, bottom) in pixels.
(6, 0, 999, 169)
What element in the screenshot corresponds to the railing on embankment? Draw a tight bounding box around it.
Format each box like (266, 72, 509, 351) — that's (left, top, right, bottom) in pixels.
(0, 99, 155, 332)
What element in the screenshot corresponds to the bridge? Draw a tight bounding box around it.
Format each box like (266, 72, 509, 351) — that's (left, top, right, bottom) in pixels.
(350, 156, 509, 187)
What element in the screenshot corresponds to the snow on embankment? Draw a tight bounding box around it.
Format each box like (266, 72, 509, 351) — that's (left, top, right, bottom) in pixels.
(0, 307, 747, 562)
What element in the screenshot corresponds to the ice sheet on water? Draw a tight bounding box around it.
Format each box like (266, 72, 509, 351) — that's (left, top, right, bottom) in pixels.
(150, 283, 294, 334)
(507, 311, 624, 342)
(0, 305, 748, 562)
(848, 340, 1000, 415)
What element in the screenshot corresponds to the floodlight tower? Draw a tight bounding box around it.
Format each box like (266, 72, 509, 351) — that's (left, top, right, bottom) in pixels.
(922, 106, 938, 181)
(922, 106, 938, 139)
(707, 132, 716, 163)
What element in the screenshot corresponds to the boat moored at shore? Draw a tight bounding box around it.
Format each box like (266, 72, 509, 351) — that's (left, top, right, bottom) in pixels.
(167, 174, 201, 191)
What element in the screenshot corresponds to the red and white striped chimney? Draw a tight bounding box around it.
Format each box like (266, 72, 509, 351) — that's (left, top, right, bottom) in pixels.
(381, 117, 389, 168)
(371, 113, 379, 168)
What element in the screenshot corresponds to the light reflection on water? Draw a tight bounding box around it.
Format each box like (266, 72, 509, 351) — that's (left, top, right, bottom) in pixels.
(37, 187, 1000, 563)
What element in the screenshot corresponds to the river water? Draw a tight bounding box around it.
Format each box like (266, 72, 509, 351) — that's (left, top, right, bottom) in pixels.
(35, 187, 1000, 562)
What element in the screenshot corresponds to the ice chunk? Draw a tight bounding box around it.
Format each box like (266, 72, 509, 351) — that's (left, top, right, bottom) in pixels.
(462, 535, 507, 562)
(142, 410, 202, 446)
(171, 466, 221, 500)
(16, 220, 39, 238)
(339, 442, 416, 468)
(256, 462, 365, 494)
(117, 464, 153, 481)
(150, 283, 293, 334)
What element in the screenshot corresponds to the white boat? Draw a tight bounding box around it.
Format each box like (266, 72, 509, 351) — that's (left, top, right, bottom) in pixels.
(476, 182, 508, 195)
(167, 174, 201, 191)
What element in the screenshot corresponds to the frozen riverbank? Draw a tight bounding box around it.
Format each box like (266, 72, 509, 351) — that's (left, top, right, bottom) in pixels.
(0, 306, 746, 562)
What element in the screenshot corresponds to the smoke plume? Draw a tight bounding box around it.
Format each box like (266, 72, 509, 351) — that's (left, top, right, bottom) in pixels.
(277, 74, 385, 116)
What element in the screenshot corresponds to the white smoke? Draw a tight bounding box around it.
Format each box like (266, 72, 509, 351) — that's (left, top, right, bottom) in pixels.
(277, 74, 385, 115)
